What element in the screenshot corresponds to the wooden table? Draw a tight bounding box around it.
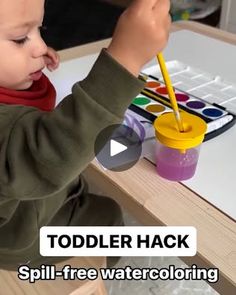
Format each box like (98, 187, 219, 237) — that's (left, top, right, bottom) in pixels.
(59, 21, 236, 295)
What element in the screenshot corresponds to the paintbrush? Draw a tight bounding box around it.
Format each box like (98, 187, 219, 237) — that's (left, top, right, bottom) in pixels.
(157, 53, 184, 132)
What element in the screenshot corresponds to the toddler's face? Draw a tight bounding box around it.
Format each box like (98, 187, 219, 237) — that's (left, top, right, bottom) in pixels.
(0, 0, 47, 90)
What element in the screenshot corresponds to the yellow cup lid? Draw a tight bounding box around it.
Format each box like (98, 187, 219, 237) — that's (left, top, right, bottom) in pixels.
(154, 112, 207, 149)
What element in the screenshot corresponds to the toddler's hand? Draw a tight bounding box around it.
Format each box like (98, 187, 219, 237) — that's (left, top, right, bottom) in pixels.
(107, 0, 171, 76)
(44, 47, 60, 71)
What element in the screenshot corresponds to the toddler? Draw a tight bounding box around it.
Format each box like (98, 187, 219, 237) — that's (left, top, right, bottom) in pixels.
(0, 0, 170, 270)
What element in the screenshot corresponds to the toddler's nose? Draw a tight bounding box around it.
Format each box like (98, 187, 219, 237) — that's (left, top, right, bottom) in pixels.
(32, 36, 48, 58)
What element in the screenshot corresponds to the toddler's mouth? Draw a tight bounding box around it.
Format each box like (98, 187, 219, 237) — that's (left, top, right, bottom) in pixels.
(30, 69, 43, 81)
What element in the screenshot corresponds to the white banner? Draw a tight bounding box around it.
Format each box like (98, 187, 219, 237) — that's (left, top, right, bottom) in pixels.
(40, 226, 197, 257)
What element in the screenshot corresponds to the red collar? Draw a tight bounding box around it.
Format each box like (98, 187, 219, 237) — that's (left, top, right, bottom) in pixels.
(0, 73, 56, 111)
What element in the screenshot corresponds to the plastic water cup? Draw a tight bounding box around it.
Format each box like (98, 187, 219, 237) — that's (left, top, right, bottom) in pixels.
(154, 112, 207, 181)
(155, 142, 201, 181)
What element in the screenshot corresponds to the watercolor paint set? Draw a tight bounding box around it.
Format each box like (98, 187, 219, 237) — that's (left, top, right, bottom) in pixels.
(128, 62, 236, 141)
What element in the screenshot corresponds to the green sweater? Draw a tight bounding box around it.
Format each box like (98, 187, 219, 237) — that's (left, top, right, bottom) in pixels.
(0, 50, 144, 269)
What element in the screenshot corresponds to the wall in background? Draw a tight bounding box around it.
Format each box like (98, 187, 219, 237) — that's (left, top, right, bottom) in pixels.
(42, 0, 225, 51)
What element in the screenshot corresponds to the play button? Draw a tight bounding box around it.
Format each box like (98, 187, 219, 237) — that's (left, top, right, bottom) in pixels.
(110, 139, 127, 157)
(95, 124, 142, 172)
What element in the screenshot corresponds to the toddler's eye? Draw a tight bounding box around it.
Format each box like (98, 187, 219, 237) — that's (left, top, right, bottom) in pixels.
(12, 37, 29, 45)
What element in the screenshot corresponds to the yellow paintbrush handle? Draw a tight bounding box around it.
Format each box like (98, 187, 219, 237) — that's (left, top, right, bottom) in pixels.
(157, 53, 184, 132)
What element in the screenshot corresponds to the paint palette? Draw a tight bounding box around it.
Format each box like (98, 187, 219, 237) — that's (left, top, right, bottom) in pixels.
(130, 93, 173, 122)
(128, 63, 236, 141)
(145, 61, 236, 113)
(144, 77, 228, 121)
